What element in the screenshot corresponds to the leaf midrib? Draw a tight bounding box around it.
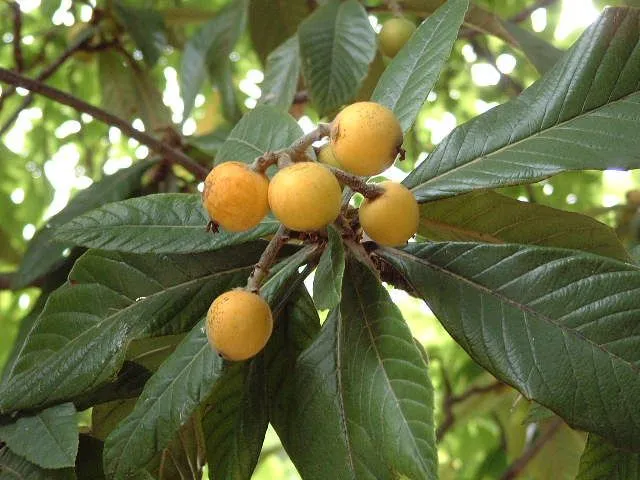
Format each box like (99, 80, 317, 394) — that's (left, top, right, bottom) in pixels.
(411, 88, 640, 191)
(384, 246, 640, 376)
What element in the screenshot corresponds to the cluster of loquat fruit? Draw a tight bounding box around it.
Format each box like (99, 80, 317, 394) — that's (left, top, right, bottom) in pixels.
(202, 101, 419, 362)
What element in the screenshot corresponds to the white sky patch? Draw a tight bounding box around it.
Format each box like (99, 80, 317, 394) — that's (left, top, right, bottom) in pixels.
(182, 118, 196, 135)
(297, 116, 315, 134)
(194, 94, 205, 108)
(566, 193, 578, 205)
(10, 188, 25, 204)
(247, 69, 264, 84)
(244, 97, 257, 109)
(16, 87, 28, 96)
(17, 0, 41, 12)
(461, 44, 477, 63)
(531, 8, 547, 32)
(427, 91, 437, 102)
(5, 107, 41, 154)
(518, 196, 529, 202)
(423, 111, 457, 145)
(132, 118, 145, 132)
(23, 35, 34, 45)
(555, 0, 599, 41)
(44, 144, 80, 218)
(496, 53, 516, 74)
(135, 145, 149, 159)
(381, 165, 408, 182)
(239, 79, 261, 99)
(80, 4, 92, 22)
(22, 224, 35, 240)
(197, 182, 205, 193)
(602, 195, 620, 208)
(415, 152, 428, 168)
(369, 15, 382, 33)
(471, 63, 500, 86)
(475, 99, 498, 114)
(108, 126, 121, 144)
(18, 293, 30, 310)
(543, 183, 554, 195)
(103, 156, 132, 175)
(449, 89, 461, 100)
(54, 119, 81, 139)
(163, 67, 184, 124)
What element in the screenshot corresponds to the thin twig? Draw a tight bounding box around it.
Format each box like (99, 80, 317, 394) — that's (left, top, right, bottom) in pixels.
(509, 0, 558, 24)
(499, 418, 562, 479)
(436, 379, 505, 441)
(10, 2, 24, 72)
(327, 166, 384, 200)
(246, 225, 290, 293)
(0, 24, 92, 112)
(0, 67, 209, 180)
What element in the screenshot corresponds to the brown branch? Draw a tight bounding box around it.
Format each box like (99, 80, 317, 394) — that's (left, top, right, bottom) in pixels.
(0, 67, 209, 180)
(327, 166, 384, 200)
(0, 25, 92, 112)
(246, 225, 290, 293)
(509, 0, 558, 24)
(500, 418, 562, 479)
(10, 2, 24, 72)
(437, 378, 505, 441)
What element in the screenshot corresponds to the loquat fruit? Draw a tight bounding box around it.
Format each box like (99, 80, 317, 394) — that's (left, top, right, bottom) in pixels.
(203, 161, 270, 232)
(378, 18, 416, 58)
(330, 102, 403, 176)
(359, 181, 419, 246)
(206, 289, 273, 361)
(268, 162, 342, 231)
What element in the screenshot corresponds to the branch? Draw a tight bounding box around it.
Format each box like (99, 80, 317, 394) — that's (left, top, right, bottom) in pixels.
(327, 166, 384, 200)
(499, 418, 562, 479)
(246, 225, 290, 293)
(436, 378, 505, 441)
(10, 2, 24, 72)
(0, 67, 209, 180)
(509, 0, 558, 24)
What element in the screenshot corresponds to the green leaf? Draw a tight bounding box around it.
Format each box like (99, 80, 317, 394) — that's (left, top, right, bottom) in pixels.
(418, 190, 630, 261)
(405, 7, 640, 201)
(378, 243, 640, 451)
(76, 434, 106, 480)
(103, 320, 222, 480)
(216, 106, 303, 165)
(298, 0, 376, 116)
(372, 0, 469, 133)
(0, 446, 75, 480)
(180, 0, 247, 119)
(0, 403, 78, 469)
(54, 194, 279, 254)
(313, 225, 344, 310)
(92, 399, 137, 442)
(114, 2, 167, 67)
(13, 160, 157, 289)
(273, 259, 436, 479)
(0, 242, 268, 412)
(156, 413, 205, 480)
(502, 21, 564, 74)
(259, 36, 300, 110)
(187, 125, 232, 157)
(159, 7, 217, 26)
(577, 434, 640, 479)
(129, 67, 172, 132)
(248, 0, 309, 63)
(98, 51, 138, 122)
(103, 247, 312, 479)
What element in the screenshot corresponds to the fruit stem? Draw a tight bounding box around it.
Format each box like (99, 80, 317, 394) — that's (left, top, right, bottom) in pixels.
(246, 224, 290, 293)
(289, 123, 331, 159)
(326, 166, 384, 199)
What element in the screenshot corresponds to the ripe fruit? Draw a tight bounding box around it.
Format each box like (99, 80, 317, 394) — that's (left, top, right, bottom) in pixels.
(379, 18, 416, 58)
(317, 144, 341, 168)
(359, 181, 419, 246)
(268, 162, 341, 231)
(203, 161, 269, 232)
(206, 289, 273, 361)
(330, 102, 403, 176)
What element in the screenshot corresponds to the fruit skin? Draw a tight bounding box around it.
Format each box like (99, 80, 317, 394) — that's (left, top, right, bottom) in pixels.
(330, 102, 403, 176)
(359, 181, 419, 246)
(318, 144, 341, 168)
(203, 161, 270, 232)
(268, 162, 342, 231)
(206, 289, 273, 361)
(379, 17, 416, 58)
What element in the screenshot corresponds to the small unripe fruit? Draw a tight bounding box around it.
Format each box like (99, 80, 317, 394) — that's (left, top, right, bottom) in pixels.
(359, 181, 419, 246)
(206, 289, 273, 361)
(203, 161, 269, 232)
(318, 144, 341, 168)
(379, 18, 417, 58)
(331, 102, 403, 176)
(268, 162, 341, 231)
